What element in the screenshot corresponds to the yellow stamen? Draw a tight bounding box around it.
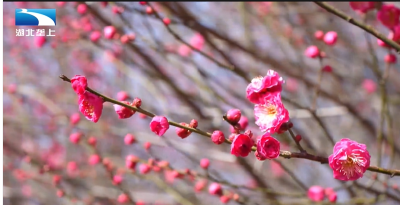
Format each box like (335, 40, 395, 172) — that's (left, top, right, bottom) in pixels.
(339, 154, 366, 179)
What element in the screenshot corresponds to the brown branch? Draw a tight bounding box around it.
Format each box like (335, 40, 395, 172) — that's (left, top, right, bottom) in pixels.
(288, 128, 306, 153)
(313, 2, 400, 53)
(59, 75, 400, 177)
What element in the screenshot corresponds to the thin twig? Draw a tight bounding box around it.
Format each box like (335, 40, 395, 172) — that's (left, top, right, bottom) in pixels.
(146, 3, 236, 71)
(288, 128, 306, 153)
(311, 57, 324, 111)
(313, 2, 400, 53)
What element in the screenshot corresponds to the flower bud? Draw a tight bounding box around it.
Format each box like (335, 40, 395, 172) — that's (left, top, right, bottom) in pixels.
(211, 130, 225, 145)
(226, 109, 241, 124)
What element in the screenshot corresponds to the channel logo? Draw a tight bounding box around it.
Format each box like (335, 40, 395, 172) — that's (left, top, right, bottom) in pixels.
(15, 9, 56, 26)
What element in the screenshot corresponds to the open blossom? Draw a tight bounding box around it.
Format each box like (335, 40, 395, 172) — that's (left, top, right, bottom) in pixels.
(150, 116, 169, 136)
(349, 2, 376, 13)
(377, 4, 400, 29)
(328, 138, 371, 181)
(230, 134, 253, 157)
(113, 101, 135, 119)
(78, 91, 103, 123)
(256, 134, 280, 160)
(246, 70, 284, 104)
(254, 94, 289, 134)
(71, 75, 87, 95)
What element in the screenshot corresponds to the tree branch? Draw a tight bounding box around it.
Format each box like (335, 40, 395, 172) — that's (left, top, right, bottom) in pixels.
(313, 2, 400, 53)
(59, 75, 400, 177)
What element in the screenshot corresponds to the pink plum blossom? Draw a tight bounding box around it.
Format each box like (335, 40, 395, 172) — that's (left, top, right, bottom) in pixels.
(78, 91, 103, 123)
(254, 94, 289, 134)
(256, 133, 280, 160)
(328, 138, 371, 181)
(246, 70, 284, 104)
(231, 134, 253, 157)
(150, 116, 170, 136)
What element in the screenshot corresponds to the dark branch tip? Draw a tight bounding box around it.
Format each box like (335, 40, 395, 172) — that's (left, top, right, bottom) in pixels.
(59, 75, 70, 82)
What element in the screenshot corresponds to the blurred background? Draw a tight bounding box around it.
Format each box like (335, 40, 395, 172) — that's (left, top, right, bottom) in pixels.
(3, 2, 400, 205)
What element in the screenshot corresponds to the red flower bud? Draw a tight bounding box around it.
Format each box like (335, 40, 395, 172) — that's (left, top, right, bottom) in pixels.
(189, 119, 198, 128)
(211, 130, 225, 145)
(226, 109, 241, 124)
(176, 122, 192, 139)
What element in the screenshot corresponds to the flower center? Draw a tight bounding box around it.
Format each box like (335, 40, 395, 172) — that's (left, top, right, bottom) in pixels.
(257, 104, 278, 124)
(83, 100, 95, 117)
(266, 105, 277, 115)
(339, 154, 365, 179)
